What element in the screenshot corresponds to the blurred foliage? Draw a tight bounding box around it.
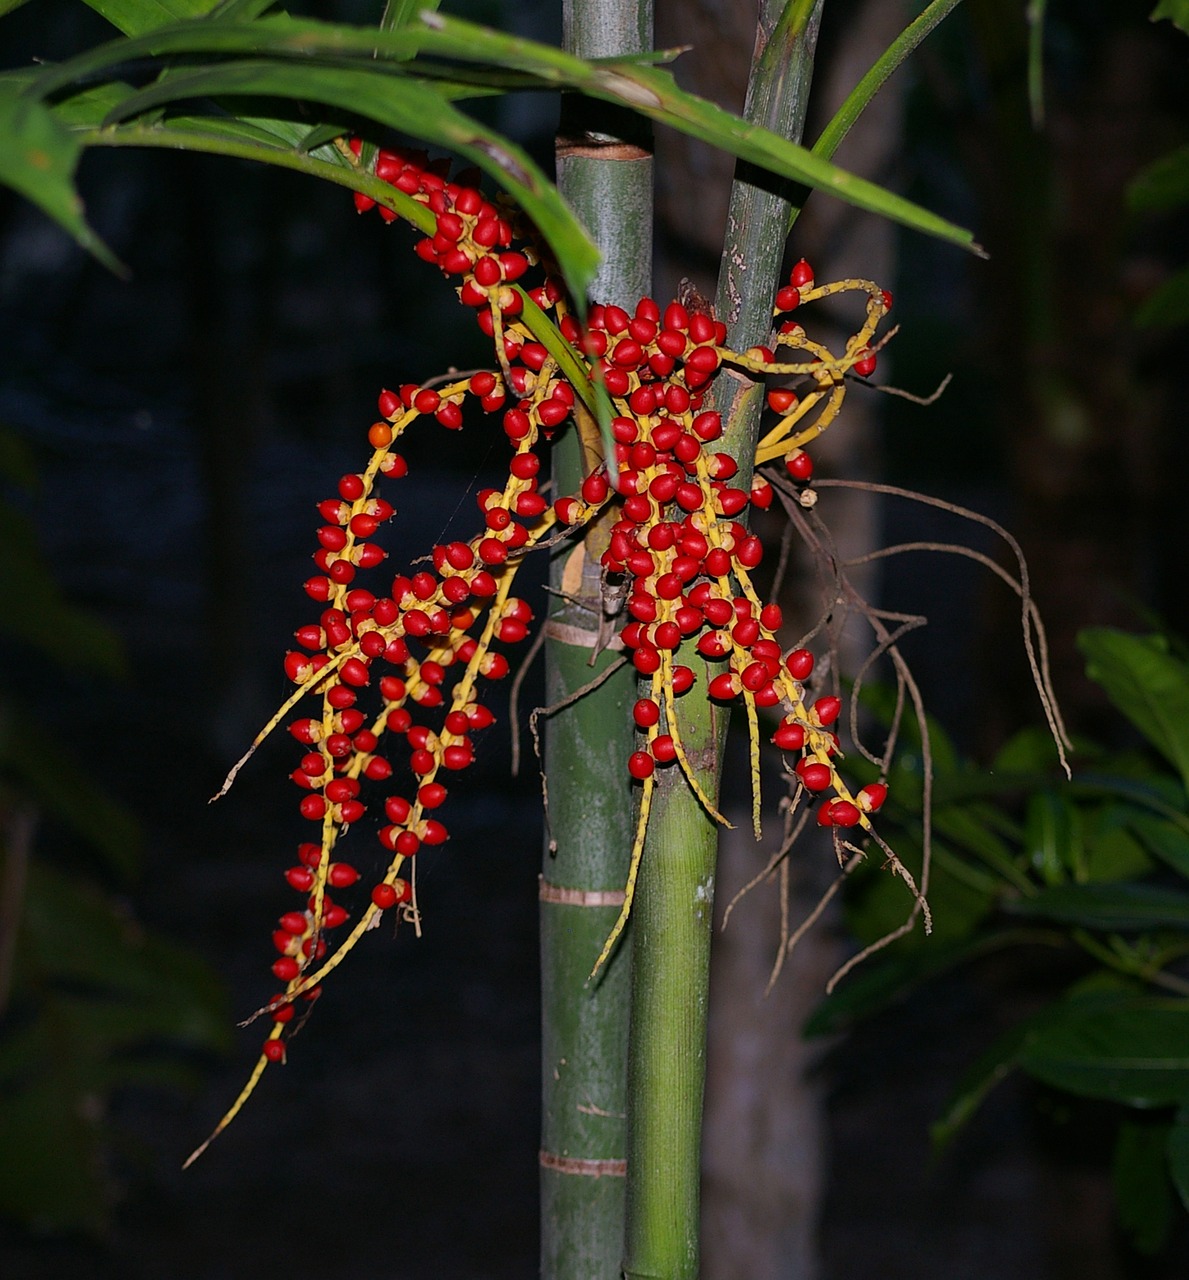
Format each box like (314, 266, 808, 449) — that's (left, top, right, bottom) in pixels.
(1131, 7, 1188, 328)
(810, 628, 1189, 1253)
(0, 427, 229, 1236)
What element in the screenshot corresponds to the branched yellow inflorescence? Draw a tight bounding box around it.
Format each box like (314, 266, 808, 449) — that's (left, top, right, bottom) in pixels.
(187, 145, 902, 1164)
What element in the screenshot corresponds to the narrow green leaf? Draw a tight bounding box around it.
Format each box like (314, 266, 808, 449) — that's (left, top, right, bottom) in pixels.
(211, 0, 280, 18)
(56, 989, 229, 1053)
(1127, 144, 1189, 214)
(19, 865, 162, 993)
(994, 725, 1081, 774)
(0, 503, 126, 678)
(1, 729, 139, 878)
(1024, 791, 1084, 885)
(382, 0, 439, 33)
(810, 0, 965, 164)
(1006, 881, 1189, 931)
(1083, 822, 1155, 883)
(931, 806, 1028, 889)
(516, 286, 594, 410)
(1026, 0, 1048, 128)
(1020, 994, 1189, 1107)
(1168, 1107, 1189, 1210)
(1070, 771, 1189, 831)
(80, 0, 225, 37)
(24, 11, 981, 253)
(1080, 629, 1189, 793)
(805, 928, 1045, 1036)
(1131, 814, 1189, 880)
(0, 78, 122, 274)
(0, 0, 34, 16)
(1134, 263, 1189, 330)
(1151, 0, 1189, 36)
(0, 1082, 107, 1234)
(415, 13, 982, 253)
(513, 286, 614, 459)
(1114, 1120, 1174, 1254)
(932, 1021, 1031, 1150)
(94, 59, 601, 300)
(80, 114, 436, 232)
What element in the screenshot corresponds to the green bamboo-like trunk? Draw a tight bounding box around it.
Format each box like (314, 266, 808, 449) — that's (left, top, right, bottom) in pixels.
(621, 4, 824, 1276)
(539, 2, 653, 1276)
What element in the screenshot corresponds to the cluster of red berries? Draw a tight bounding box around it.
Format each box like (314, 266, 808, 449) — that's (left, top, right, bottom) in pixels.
(200, 143, 895, 1146)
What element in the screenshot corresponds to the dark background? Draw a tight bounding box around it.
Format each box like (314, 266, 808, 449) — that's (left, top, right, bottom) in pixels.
(1, 1, 1186, 1276)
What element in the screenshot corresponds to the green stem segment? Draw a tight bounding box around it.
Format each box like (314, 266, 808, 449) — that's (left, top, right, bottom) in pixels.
(622, 724, 723, 1279)
(622, 5, 823, 1277)
(540, 4, 653, 1277)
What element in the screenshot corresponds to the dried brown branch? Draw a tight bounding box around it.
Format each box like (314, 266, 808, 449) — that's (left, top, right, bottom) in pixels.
(817, 478, 1072, 774)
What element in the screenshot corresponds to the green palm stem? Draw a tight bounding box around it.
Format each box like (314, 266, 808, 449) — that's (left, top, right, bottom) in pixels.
(539, 2, 653, 1276)
(621, 4, 824, 1277)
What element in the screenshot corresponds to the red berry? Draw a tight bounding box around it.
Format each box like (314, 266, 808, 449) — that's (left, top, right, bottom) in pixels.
(798, 762, 832, 791)
(340, 657, 371, 687)
(813, 695, 841, 726)
(371, 883, 399, 910)
(628, 751, 655, 780)
(785, 450, 813, 481)
(633, 646, 661, 676)
(785, 648, 815, 680)
(327, 862, 359, 889)
(858, 782, 888, 813)
(831, 800, 862, 827)
(774, 285, 800, 313)
(741, 661, 769, 692)
(633, 698, 661, 728)
(263, 1038, 287, 1062)
(772, 720, 806, 751)
(279, 911, 308, 935)
(419, 782, 447, 808)
(298, 794, 326, 821)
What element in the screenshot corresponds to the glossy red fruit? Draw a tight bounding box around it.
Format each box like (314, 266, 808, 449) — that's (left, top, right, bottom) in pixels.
(813, 695, 842, 726)
(708, 672, 740, 700)
(671, 666, 695, 695)
(785, 648, 815, 680)
(634, 698, 661, 729)
(785, 449, 813, 482)
(830, 800, 862, 827)
(797, 761, 832, 791)
(327, 862, 360, 889)
(628, 751, 655, 780)
(789, 259, 814, 288)
(772, 720, 806, 751)
(371, 883, 399, 909)
(858, 782, 888, 813)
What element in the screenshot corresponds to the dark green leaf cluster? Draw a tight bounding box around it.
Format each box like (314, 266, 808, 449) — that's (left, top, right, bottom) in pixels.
(810, 628, 1189, 1252)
